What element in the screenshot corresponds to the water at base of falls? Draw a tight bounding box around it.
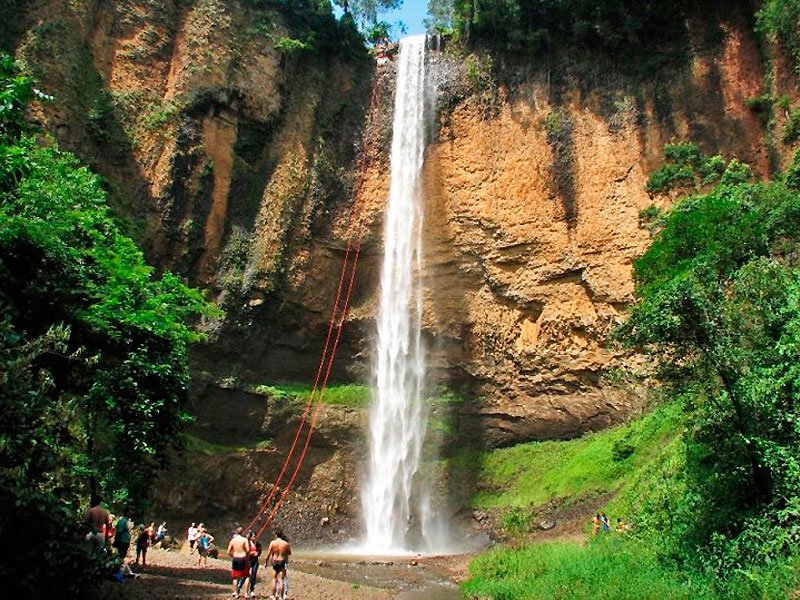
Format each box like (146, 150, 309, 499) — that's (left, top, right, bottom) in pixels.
(360, 34, 439, 554)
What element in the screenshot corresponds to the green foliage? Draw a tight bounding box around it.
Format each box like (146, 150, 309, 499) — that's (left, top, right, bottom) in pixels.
(463, 53, 495, 93)
(787, 147, 800, 189)
(745, 94, 775, 127)
(638, 204, 664, 232)
(499, 506, 530, 535)
(0, 55, 48, 142)
(471, 403, 680, 510)
(425, 0, 456, 35)
(274, 36, 313, 54)
(782, 107, 800, 144)
(0, 57, 215, 594)
(332, 0, 400, 26)
(463, 537, 718, 600)
(365, 20, 390, 44)
(142, 98, 182, 131)
(86, 90, 115, 141)
(617, 146, 800, 591)
(445, 0, 698, 60)
(253, 381, 371, 408)
(248, 0, 367, 60)
(645, 143, 752, 195)
(757, 0, 800, 75)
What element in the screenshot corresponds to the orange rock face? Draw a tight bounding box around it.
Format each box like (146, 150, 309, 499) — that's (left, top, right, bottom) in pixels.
(348, 16, 777, 444)
(11, 1, 791, 446)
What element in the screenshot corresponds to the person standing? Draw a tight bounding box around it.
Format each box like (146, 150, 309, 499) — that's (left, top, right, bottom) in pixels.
(146, 521, 156, 546)
(113, 514, 131, 560)
(227, 527, 250, 598)
(155, 522, 167, 548)
(187, 522, 198, 554)
(196, 528, 214, 568)
(246, 531, 262, 599)
(601, 513, 611, 533)
(135, 524, 150, 569)
(84, 497, 111, 551)
(265, 529, 291, 600)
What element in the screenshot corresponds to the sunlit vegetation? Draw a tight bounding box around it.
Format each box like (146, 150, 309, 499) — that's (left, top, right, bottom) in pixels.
(0, 56, 216, 595)
(471, 403, 680, 512)
(463, 141, 800, 596)
(253, 381, 371, 408)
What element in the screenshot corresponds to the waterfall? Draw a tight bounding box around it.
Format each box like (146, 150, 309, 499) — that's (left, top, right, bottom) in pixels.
(362, 35, 433, 552)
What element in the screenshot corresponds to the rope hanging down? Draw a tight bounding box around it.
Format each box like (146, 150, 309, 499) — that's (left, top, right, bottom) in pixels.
(243, 76, 383, 536)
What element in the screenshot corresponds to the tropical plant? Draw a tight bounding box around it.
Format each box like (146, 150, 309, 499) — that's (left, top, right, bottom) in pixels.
(0, 56, 216, 594)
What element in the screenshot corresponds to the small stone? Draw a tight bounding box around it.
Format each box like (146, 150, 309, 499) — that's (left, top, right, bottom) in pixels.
(320, 516, 330, 527)
(539, 520, 556, 531)
(473, 510, 489, 522)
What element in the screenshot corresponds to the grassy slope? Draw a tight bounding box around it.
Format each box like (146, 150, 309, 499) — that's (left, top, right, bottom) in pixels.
(464, 536, 713, 600)
(462, 402, 799, 598)
(471, 402, 681, 512)
(461, 403, 716, 599)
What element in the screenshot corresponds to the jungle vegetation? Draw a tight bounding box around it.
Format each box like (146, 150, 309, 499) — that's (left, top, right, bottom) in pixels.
(0, 56, 216, 595)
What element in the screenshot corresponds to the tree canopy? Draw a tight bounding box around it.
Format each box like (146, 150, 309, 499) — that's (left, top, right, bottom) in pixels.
(618, 147, 800, 588)
(0, 55, 216, 594)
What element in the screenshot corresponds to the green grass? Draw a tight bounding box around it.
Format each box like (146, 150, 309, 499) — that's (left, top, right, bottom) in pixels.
(182, 433, 263, 455)
(472, 402, 681, 510)
(252, 382, 371, 408)
(463, 536, 716, 600)
(462, 402, 800, 599)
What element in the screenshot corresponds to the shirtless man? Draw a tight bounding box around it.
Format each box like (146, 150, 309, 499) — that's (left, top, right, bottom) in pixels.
(227, 527, 250, 598)
(265, 530, 291, 600)
(84, 496, 111, 550)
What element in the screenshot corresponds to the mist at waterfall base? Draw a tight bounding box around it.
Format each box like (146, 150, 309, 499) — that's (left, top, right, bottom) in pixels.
(330, 35, 464, 558)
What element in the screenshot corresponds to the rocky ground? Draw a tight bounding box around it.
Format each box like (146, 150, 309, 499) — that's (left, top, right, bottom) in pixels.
(91, 544, 470, 600)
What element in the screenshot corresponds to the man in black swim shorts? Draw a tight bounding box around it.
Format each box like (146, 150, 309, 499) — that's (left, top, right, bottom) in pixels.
(265, 529, 291, 600)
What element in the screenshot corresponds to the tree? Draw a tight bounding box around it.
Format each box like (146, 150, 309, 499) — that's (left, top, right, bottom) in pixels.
(0, 56, 216, 594)
(333, 0, 402, 27)
(619, 155, 800, 565)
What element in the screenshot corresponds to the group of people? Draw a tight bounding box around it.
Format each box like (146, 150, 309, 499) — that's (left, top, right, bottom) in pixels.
(226, 526, 291, 600)
(591, 513, 627, 535)
(83, 498, 170, 578)
(186, 522, 215, 567)
(86, 499, 292, 598)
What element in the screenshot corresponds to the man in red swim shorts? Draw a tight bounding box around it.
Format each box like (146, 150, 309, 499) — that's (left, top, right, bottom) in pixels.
(227, 527, 250, 598)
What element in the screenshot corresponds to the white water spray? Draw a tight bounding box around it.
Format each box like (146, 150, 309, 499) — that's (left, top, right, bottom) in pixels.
(362, 35, 433, 552)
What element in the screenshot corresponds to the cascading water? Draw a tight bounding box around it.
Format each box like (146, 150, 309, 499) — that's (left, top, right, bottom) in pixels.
(361, 35, 434, 553)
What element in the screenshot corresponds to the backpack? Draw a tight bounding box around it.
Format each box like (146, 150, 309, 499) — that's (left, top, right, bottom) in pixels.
(198, 535, 209, 550)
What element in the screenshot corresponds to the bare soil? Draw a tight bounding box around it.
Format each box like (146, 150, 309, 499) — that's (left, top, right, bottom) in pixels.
(91, 545, 470, 599)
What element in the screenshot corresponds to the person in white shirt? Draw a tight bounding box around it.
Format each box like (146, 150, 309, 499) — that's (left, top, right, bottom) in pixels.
(187, 522, 199, 554)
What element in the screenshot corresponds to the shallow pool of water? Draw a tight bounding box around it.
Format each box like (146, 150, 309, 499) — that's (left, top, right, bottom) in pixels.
(290, 550, 470, 598)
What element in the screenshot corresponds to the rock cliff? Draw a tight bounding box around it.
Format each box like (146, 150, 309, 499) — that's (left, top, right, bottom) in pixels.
(5, 0, 797, 538)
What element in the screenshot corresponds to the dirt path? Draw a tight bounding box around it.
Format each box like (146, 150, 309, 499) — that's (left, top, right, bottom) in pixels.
(91, 546, 473, 599)
(92, 548, 393, 600)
